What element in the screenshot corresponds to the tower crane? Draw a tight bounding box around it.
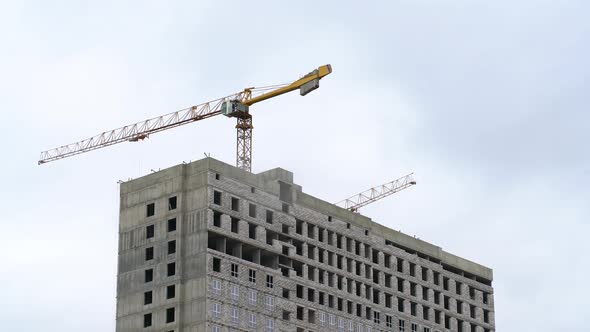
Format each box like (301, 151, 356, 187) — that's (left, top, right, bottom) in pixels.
(335, 173, 416, 212)
(38, 64, 332, 172)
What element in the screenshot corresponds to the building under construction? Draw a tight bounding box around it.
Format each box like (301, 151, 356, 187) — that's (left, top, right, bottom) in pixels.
(115, 157, 495, 332)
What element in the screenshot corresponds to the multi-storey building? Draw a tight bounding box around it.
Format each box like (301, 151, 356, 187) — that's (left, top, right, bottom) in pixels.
(116, 157, 495, 332)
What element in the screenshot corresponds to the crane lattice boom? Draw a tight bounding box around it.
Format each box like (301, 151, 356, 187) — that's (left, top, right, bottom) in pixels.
(38, 65, 332, 168)
(336, 173, 416, 212)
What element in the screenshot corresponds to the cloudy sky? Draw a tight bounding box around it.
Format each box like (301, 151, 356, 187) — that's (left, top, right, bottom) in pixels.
(1, 1, 588, 331)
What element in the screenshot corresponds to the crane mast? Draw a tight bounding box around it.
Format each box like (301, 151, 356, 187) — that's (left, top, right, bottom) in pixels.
(38, 65, 332, 171)
(335, 173, 416, 212)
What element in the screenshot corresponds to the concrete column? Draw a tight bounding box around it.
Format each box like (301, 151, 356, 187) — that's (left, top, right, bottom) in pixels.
(427, 288, 434, 303)
(460, 283, 468, 297)
(403, 280, 410, 295)
(377, 251, 384, 266)
(475, 306, 484, 322)
(416, 284, 423, 300)
(461, 321, 471, 332)
(449, 297, 457, 313)
(426, 268, 434, 283)
(238, 219, 249, 238)
(302, 243, 308, 258)
(448, 279, 456, 294)
(415, 303, 423, 320)
(449, 316, 458, 332)
(220, 214, 231, 231)
(475, 326, 485, 332)
(402, 260, 410, 275)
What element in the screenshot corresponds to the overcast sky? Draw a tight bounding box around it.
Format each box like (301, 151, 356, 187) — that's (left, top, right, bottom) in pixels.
(1, 1, 588, 331)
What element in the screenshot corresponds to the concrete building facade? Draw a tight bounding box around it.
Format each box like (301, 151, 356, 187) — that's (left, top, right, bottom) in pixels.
(116, 158, 495, 332)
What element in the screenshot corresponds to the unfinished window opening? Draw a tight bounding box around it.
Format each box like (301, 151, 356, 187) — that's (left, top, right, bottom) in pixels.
(457, 300, 463, 314)
(364, 244, 371, 259)
(213, 211, 222, 227)
(373, 270, 379, 284)
(167, 262, 176, 276)
(444, 295, 450, 310)
(145, 247, 154, 261)
(248, 203, 257, 218)
(146, 225, 154, 239)
(266, 210, 273, 224)
(422, 286, 428, 301)
(364, 229, 369, 236)
(293, 260, 303, 277)
(282, 288, 290, 298)
(410, 282, 416, 296)
(144, 291, 152, 305)
(212, 257, 221, 272)
(457, 319, 464, 332)
(328, 215, 332, 222)
(422, 267, 428, 281)
(230, 217, 239, 233)
(145, 269, 153, 283)
(484, 309, 490, 323)
(213, 190, 222, 205)
(282, 203, 289, 213)
(167, 218, 177, 232)
(445, 315, 451, 329)
(327, 231, 334, 245)
(398, 278, 404, 292)
(365, 285, 371, 300)
(147, 203, 155, 217)
(365, 264, 371, 279)
(167, 284, 175, 299)
(443, 277, 449, 290)
(295, 219, 303, 235)
(456, 281, 462, 295)
(434, 290, 441, 305)
(365, 306, 371, 320)
(423, 306, 430, 320)
(168, 196, 177, 210)
(385, 293, 392, 308)
(483, 292, 489, 304)
(282, 224, 289, 234)
(433, 271, 440, 285)
(307, 224, 315, 239)
(283, 310, 291, 321)
(397, 298, 405, 312)
(296, 284, 304, 298)
(308, 288, 315, 302)
(372, 249, 379, 264)
(251, 186, 255, 193)
(308, 309, 316, 323)
(143, 313, 152, 327)
(168, 240, 176, 255)
(231, 197, 240, 211)
(410, 302, 417, 316)
(409, 263, 416, 277)
(248, 223, 257, 240)
(385, 273, 392, 288)
(318, 248, 325, 263)
(336, 235, 342, 249)
(166, 307, 175, 323)
(470, 304, 476, 318)
(435, 309, 441, 324)
(297, 306, 304, 320)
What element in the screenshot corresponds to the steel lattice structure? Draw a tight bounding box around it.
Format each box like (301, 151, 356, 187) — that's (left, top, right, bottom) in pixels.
(335, 173, 416, 212)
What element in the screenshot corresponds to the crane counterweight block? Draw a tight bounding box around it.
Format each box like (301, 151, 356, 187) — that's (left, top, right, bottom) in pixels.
(300, 78, 320, 96)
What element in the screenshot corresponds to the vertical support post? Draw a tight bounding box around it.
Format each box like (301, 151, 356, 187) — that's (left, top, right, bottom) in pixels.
(236, 114, 253, 172)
